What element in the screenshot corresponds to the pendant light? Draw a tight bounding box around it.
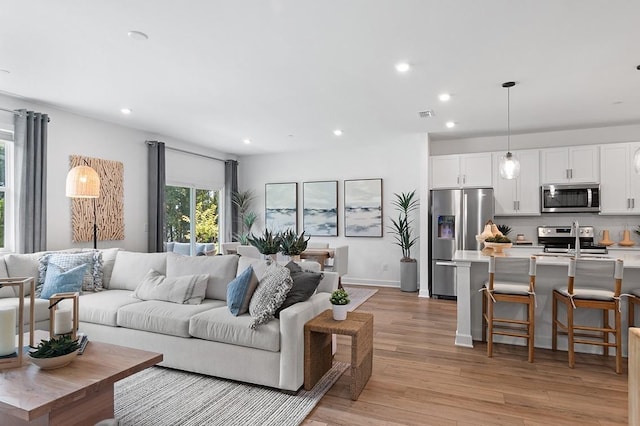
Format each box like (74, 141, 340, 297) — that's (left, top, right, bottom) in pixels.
(499, 81, 520, 179)
(634, 148, 640, 174)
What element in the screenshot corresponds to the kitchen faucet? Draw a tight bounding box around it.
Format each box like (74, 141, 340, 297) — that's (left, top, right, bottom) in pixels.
(572, 220, 580, 258)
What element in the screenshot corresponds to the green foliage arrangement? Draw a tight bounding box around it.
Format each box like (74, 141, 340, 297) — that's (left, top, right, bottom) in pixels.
(247, 229, 282, 255)
(29, 335, 80, 358)
(280, 229, 309, 256)
(330, 288, 350, 305)
(496, 224, 512, 236)
(232, 190, 257, 245)
(389, 190, 419, 261)
(485, 235, 511, 243)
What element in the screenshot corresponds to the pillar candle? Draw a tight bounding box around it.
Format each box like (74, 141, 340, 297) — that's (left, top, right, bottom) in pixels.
(0, 306, 16, 356)
(54, 309, 73, 335)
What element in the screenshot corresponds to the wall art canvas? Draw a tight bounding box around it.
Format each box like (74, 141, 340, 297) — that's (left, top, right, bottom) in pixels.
(344, 178, 383, 237)
(265, 182, 298, 232)
(303, 181, 338, 236)
(70, 155, 124, 242)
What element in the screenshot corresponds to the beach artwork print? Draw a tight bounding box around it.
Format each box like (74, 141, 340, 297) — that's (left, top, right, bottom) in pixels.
(344, 178, 383, 237)
(265, 182, 297, 232)
(303, 181, 338, 236)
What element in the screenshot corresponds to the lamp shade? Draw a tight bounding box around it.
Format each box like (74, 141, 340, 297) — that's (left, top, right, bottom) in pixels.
(65, 165, 100, 198)
(499, 152, 521, 179)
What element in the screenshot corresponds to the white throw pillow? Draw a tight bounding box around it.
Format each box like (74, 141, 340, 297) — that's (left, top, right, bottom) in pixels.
(133, 269, 209, 304)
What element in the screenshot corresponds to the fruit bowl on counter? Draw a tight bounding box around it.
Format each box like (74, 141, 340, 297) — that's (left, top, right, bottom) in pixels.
(483, 241, 513, 254)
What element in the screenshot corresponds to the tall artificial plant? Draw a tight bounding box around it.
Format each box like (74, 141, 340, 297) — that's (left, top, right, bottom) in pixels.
(389, 190, 419, 262)
(232, 189, 257, 245)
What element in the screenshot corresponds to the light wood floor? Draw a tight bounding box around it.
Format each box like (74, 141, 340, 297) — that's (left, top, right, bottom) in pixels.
(304, 286, 628, 425)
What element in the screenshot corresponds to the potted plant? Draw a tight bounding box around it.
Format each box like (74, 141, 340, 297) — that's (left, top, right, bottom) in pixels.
(232, 190, 257, 245)
(28, 335, 81, 369)
(389, 190, 419, 292)
(330, 288, 350, 320)
(247, 229, 282, 262)
(279, 229, 309, 261)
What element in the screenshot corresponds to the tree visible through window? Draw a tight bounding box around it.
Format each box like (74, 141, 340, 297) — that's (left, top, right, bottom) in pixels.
(0, 143, 6, 249)
(165, 185, 219, 254)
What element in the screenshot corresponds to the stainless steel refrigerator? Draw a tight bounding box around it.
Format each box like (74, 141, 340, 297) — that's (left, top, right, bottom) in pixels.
(429, 188, 494, 299)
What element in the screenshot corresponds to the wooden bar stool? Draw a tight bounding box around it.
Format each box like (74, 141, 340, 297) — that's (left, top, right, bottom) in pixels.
(552, 258, 623, 374)
(482, 255, 537, 363)
(628, 290, 640, 328)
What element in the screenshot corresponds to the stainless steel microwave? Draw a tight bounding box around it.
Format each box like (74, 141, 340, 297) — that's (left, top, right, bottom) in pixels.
(540, 184, 600, 213)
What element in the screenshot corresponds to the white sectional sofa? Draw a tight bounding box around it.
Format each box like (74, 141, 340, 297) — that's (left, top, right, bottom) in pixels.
(0, 249, 337, 391)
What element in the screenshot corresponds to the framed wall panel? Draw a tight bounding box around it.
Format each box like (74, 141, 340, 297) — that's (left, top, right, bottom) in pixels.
(344, 178, 383, 237)
(265, 182, 297, 232)
(303, 181, 338, 236)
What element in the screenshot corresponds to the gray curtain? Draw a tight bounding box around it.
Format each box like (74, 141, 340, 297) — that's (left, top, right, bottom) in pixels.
(224, 160, 238, 242)
(14, 110, 48, 253)
(147, 141, 166, 252)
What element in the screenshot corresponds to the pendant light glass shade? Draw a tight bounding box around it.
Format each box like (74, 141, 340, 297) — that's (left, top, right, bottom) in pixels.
(65, 165, 100, 198)
(499, 152, 520, 179)
(634, 148, 640, 174)
(498, 81, 520, 180)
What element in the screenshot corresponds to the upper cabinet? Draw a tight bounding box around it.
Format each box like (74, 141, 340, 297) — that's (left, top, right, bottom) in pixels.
(600, 142, 640, 214)
(492, 150, 540, 216)
(431, 153, 492, 189)
(540, 145, 599, 184)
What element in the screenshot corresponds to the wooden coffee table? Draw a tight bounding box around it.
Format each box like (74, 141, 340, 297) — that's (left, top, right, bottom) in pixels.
(304, 309, 373, 400)
(0, 330, 162, 425)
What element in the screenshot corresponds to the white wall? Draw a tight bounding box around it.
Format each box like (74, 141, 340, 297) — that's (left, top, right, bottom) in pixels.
(238, 135, 426, 288)
(0, 92, 232, 252)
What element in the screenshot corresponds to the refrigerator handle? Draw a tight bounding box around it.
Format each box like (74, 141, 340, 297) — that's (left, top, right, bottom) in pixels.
(462, 192, 467, 250)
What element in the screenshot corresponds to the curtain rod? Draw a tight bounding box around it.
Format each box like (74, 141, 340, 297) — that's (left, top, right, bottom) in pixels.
(146, 140, 226, 163)
(0, 107, 51, 122)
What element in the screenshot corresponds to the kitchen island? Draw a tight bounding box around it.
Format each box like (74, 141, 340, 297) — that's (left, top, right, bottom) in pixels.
(453, 249, 640, 355)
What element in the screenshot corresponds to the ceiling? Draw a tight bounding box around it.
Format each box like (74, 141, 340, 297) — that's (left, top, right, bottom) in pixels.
(1, 1, 639, 155)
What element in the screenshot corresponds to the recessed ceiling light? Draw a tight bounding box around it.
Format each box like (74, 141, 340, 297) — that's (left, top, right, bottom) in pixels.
(243, 139, 251, 144)
(445, 121, 456, 128)
(333, 129, 343, 136)
(120, 108, 132, 115)
(395, 62, 410, 73)
(127, 30, 149, 41)
(439, 93, 451, 102)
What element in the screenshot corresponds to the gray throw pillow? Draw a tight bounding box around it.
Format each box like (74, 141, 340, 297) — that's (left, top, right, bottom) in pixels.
(275, 262, 324, 317)
(38, 251, 103, 295)
(249, 262, 293, 329)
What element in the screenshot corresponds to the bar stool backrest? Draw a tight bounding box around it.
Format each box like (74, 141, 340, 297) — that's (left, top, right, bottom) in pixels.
(567, 258, 623, 296)
(488, 256, 537, 291)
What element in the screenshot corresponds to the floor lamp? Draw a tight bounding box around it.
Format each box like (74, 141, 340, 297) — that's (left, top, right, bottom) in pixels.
(65, 165, 100, 249)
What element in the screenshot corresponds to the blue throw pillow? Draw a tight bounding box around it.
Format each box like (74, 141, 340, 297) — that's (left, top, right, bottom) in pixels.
(39, 263, 88, 299)
(227, 266, 259, 316)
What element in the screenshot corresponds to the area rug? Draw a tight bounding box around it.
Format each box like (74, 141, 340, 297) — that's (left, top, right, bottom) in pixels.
(114, 362, 348, 426)
(342, 286, 378, 311)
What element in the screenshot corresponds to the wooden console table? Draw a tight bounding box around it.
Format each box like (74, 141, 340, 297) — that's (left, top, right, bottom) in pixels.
(304, 309, 373, 400)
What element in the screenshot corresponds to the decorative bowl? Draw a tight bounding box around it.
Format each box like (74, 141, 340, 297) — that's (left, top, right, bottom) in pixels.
(483, 242, 513, 254)
(28, 350, 78, 370)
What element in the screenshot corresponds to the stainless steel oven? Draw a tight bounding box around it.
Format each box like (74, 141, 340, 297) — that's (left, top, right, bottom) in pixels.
(540, 184, 600, 213)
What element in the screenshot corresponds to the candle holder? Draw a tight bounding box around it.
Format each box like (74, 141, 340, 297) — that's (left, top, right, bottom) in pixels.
(0, 277, 35, 369)
(49, 292, 80, 340)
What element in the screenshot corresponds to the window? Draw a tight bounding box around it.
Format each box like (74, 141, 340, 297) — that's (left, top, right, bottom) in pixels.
(165, 185, 220, 255)
(0, 129, 14, 252)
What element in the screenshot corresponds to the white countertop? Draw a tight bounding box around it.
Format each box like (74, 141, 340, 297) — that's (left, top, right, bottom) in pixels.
(453, 249, 640, 268)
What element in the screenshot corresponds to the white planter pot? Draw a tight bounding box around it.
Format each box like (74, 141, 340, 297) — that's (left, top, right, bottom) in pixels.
(332, 304, 349, 321)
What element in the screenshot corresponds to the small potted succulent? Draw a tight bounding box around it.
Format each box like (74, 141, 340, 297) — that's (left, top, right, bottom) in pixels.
(28, 335, 80, 369)
(279, 229, 310, 261)
(330, 288, 350, 320)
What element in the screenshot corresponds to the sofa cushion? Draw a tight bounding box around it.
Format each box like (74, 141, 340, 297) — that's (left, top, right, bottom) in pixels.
(99, 248, 120, 289)
(117, 299, 224, 338)
(249, 262, 293, 329)
(237, 257, 269, 280)
(226, 266, 259, 316)
(109, 251, 167, 291)
(0, 258, 13, 298)
(166, 253, 239, 301)
(4, 253, 44, 296)
(0, 297, 50, 325)
(39, 263, 88, 299)
(38, 251, 103, 294)
(189, 306, 280, 352)
(132, 269, 208, 304)
(76, 289, 142, 326)
(275, 262, 323, 317)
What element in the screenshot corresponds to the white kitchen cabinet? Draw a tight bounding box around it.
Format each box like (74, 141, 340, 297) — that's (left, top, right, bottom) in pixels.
(493, 149, 540, 215)
(600, 142, 640, 214)
(431, 153, 492, 188)
(540, 145, 599, 184)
